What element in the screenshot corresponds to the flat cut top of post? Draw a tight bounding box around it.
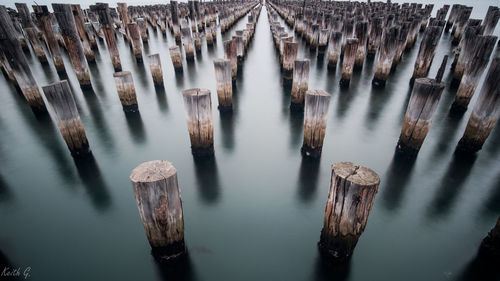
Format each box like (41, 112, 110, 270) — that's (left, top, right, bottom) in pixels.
(130, 160, 177, 183)
(306, 89, 330, 97)
(113, 71, 132, 77)
(182, 88, 210, 97)
(332, 162, 380, 186)
(169, 45, 180, 51)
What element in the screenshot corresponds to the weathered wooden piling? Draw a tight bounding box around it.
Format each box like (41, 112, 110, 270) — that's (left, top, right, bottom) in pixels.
(169, 45, 183, 72)
(53, 4, 92, 88)
(340, 38, 358, 87)
(327, 31, 342, 69)
(282, 41, 298, 80)
(94, 3, 122, 71)
(171, 1, 181, 41)
(71, 4, 95, 63)
(194, 32, 202, 52)
(0, 6, 46, 114)
(206, 24, 214, 45)
(148, 54, 163, 87)
(319, 162, 380, 263)
(456, 57, 500, 153)
(367, 17, 383, 58)
(113, 71, 139, 112)
(33, 5, 65, 73)
(452, 6, 472, 45)
(342, 19, 354, 52)
(411, 26, 442, 82)
(24, 27, 47, 63)
(130, 160, 186, 261)
(392, 23, 410, 68)
(451, 35, 497, 113)
(445, 4, 460, 33)
(452, 26, 478, 83)
(309, 23, 319, 51)
(213, 58, 232, 111)
(318, 29, 329, 55)
(291, 59, 310, 111)
(435, 55, 448, 83)
(301, 90, 331, 158)
(117, 3, 131, 42)
(128, 23, 143, 62)
(42, 80, 91, 157)
(481, 6, 500, 36)
(354, 21, 368, 69)
(182, 88, 214, 157)
(224, 39, 237, 80)
(15, 3, 35, 29)
(234, 35, 244, 64)
(475, 217, 500, 268)
(397, 78, 445, 155)
(137, 18, 148, 42)
(181, 26, 195, 61)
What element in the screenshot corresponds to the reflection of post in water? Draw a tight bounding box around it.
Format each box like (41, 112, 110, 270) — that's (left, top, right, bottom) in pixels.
(313, 253, 351, 281)
(297, 157, 320, 203)
(382, 149, 417, 211)
(154, 252, 196, 281)
(81, 87, 115, 152)
(73, 154, 111, 211)
(219, 110, 235, 151)
(154, 86, 169, 113)
(0, 173, 12, 202)
(430, 112, 465, 161)
(192, 156, 220, 204)
(457, 217, 500, 281)
(427, 152, 477, 219)
(364, 81, 397, 132)
(481, 173, 500, 216)
(289, 109, 304, 149)
(125, 111, 147, 144)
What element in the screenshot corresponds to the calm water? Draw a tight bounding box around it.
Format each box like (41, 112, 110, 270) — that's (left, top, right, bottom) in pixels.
(1, 1, 500, 281)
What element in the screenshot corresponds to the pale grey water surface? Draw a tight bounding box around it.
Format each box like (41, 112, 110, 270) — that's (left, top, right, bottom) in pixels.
(0, 1, 499, 281)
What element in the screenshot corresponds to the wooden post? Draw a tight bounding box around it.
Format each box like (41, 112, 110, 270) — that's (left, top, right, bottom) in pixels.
(128, 23, 143, 62)
(301, 90, 331, 158)
(182, 88, 214, 157)
(171, 1, 181, 42)
(319, 162, 380, 263)
(137, 18, 148, 42)
(85, 22, 98, 50)
(411, 26, 442, 82)
(15, 3, 35, 29)
(148, 53, 163, 87)
(130, 160, 186, 261)
(397, 78, 445, 155)
(309, 23, 319, 51)
(354, 21, 368, 69)
(224, 39, 237, 80)
(33, 5, 65, 73)
(481, 6, 500, 36)
(456, 57, 500, 153)
(452, 7, 472, 45)
(42, 80, 91, 157)
(117, 3, 131, 42)
(435, 55, 448, 83)
(0, 6, 46, 114)
(282, 41, 298, 80)
(234, 35, 244, 64)
(169, 45, 183, 72)
(113, 71, 139, 112)
(392, 22, 410, 68)
(24, 27, 47, 63)
(340, 38, 358, 88)
(476, 217, 500, 266)
(206, 24, 214, 45)
(53, 4, 92, 89)
(452, 26, 478, 83)
(94, 3, 122, 71)
(451, 35, 497, 113)
(367, 17, 382, 58)
(71, 5, 95, 63)
(194, 32, 202, 52)
(327, 31, 342, 69)
(445, 4, 459, 33)
(318, 28, 329, 55)
(291, 58, 310, 111)
(213, 58, 232, 111)
(181, 26, 195, 61)
(342, 18, 354, 52)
